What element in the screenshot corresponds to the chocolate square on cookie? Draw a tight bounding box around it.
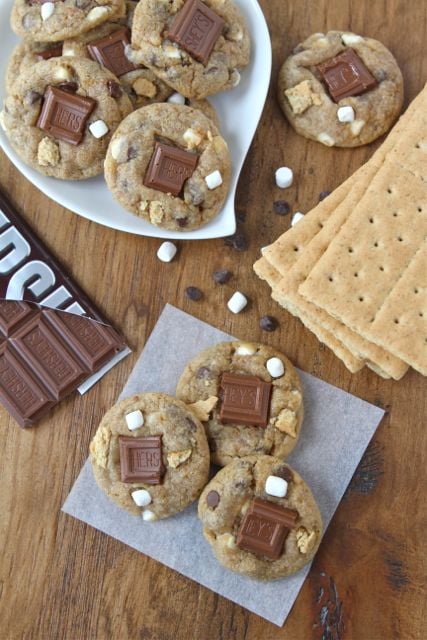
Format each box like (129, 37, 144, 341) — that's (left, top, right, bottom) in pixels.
(37, 86, 96, 145)
(119, 435, 165, 484)
(237, 498, 299, 559)
(144, 141, 199, 196)
(168, 0, 225, 65)
(87, 28, 137, 77)
(316, 48, 377, 102)
(219, 372, 272, 427)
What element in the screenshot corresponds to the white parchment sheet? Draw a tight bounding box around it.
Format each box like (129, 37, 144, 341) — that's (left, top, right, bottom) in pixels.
(63, 304, 384, 626)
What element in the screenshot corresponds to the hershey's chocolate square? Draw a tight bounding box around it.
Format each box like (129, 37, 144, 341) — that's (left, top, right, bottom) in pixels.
(144, 141, 199, 197)
(119, 435, 165, 484)
(168, 0, 225, 65)
(87, 28, 137, 77)
(316, 48, 377, 102)
(37, 86, 96, 146)
(36, 44, 63, 61)
(237, 498, 299, 559)
(219, 372, 272, 427)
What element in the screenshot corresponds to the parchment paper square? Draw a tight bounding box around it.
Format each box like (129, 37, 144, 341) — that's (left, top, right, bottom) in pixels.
(63, 304, 384, 626)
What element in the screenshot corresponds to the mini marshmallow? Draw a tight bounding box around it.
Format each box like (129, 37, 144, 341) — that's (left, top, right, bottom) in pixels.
(227, 291, 248, 314)
(142, 509, 156, 522)
(275, 167, 293, 189)
(291, 212, 304, 226)
(41, 2, 55, 21)
(87, 6, 109, 22)
(351, 119, 365, 136)
(125, 410, 144, 431)
(265, 475, 288, 498)
(167, 92, 186, 105)
(236, 343, 257, 356)
(337, 106, 355, 123)
(89, 120, 109, 139)
(342, 33, 363, 45)
(132, 489, 152, 507)
(266, 357, 285, 378)
(164, 44, 181, 59)
(317, 132, 335, 147)
(157, 241, 177, 263)
(205, 170, 223, 190)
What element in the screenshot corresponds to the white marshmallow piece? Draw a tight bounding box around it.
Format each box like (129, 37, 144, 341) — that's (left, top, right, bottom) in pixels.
(131, 489, 152, 507)
(167, 92, 186, 105)
(125, 410, 144, 431)
(236, 343, 257, 356)
(157, 241, 177, 263)
(275, 166, 293, 189)
(41, 2, 55, 21)
(89, 120, 109, 139)
(342, 33, 363, 45)
(266, 357, 285, 378)
(205, 170, 223, 190)
(291, 212, 304, 226)
(142, 509, 157, 522)
(337, 106, 355, 123)
(227, 291, 248, 314)
(265, 475, 288, 498)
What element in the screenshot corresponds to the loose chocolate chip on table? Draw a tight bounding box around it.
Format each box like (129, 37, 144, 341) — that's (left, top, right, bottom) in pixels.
(224, 232, 248, 251)
(319, 190, 331, 201)
(236, 212, 246, 223)
(206, 490, 220, 509)
(273, 200, 290, 215)
(260, 315, 279, 332)
(185, 286, 203, 301)
(213, 269, 232, 284)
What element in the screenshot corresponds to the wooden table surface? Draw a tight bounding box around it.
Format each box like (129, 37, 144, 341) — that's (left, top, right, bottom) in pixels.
(1, 1, 426, 638)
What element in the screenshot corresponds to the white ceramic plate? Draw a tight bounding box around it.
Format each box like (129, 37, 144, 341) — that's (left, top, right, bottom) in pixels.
(0, 0, 272, 239)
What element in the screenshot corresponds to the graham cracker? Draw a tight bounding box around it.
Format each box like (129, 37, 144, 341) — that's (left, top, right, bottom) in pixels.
(299, 86, 427, 375)
(254, 257, 365, 373)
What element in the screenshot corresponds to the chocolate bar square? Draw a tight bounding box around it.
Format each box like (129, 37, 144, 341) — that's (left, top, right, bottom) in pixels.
(119, 435, 165, 484)
(87, 28, 137, 77)
(144, 141, 199, 197)
(37, 86, 96, 146)
(168, 0, 225, 65)
(316, 48, 377, 102)
(36, 45, 63, 61)
(237, 498, 299, 559)
(219, 372, 272, 427)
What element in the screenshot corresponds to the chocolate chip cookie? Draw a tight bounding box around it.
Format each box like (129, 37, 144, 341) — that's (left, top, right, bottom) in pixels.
(104, 103, 231, 230)
(176, 341, 304, 466)
(1, 57, 133, 180)
(11, 0, 126, 43)
(278, 31, 403, 147)
(90, 392, 210, 520)
(198, 455, 322, 580)
(128, 0, 250, 99)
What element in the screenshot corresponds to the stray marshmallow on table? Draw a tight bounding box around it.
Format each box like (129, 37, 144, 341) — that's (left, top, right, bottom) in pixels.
(227, 291, 248, 314)
(205, 170, 223, 190)
(157, 241, 177, 263)
(337, 106, 355, 123)
(291, 212, 304, 226)
(265, 475, 288, 498)
(275, 166, 294, 189)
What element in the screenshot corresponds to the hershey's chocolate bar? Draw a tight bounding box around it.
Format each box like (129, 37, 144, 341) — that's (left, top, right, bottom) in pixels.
(0, 190, 130, 427)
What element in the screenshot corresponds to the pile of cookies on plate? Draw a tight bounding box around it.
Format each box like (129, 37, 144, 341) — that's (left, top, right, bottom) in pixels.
(1, 0, 251, 230)
(90, 340, 323, 581)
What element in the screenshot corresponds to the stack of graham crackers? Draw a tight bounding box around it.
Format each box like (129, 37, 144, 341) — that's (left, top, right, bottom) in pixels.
(254, 85, 427, 380)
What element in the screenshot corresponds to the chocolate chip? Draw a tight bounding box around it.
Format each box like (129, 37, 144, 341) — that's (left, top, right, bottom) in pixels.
(206, 490, 220, 508)
(273, 200, 290, 216)
(108, 80, 123, 98)
(236, 212, 246, 223)
(260, 316, 278, 332)
(57, 82, 78, 93)
(376, 69, 388, 82)
(213, 269, 231, 284)
(224, 232, 248, 252)
(208, 437, 217, 452)
(25, 90, 42, 105)
(177, 217, 188, 228)
(274, 466, 293, 483)
(127, 146, 137, 161)
(196, 366, 211, 379)
(319, 190, 331, 202)
(186, 417, 197, 432)
(75, 0, 91, 8)
(185, 286, 203, 301)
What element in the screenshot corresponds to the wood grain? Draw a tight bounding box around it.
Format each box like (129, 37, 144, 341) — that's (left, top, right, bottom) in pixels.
(0, 1, 426, 638)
